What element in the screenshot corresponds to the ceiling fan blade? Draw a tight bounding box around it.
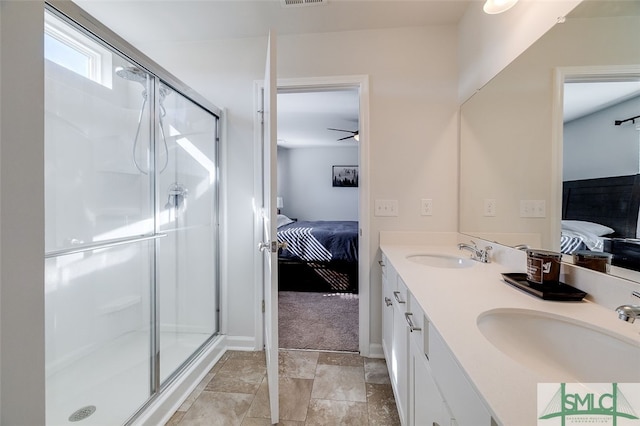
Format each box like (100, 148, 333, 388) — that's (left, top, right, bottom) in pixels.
(337, 135, 354, 141)
(328, 128, 357, 134)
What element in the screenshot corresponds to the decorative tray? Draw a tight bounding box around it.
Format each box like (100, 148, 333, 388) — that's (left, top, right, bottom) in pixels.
(501, 273, 587, 301)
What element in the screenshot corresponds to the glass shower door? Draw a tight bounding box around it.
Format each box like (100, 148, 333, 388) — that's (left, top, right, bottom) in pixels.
(44, 10, 157, 424)
(157, 88, 219, 383)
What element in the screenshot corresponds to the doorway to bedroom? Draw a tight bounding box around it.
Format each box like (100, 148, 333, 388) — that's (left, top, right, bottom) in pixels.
(276, 87, 361, 352)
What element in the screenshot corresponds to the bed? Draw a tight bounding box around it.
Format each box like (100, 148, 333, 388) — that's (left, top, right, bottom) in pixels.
(562, 174, 640, 271)
(276, 215, 359, 293)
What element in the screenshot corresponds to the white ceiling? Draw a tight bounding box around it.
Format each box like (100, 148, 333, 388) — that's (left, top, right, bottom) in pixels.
(277, 89, 359, 148)
(74, 0, 473, 44)
(564, 81, 640, 123)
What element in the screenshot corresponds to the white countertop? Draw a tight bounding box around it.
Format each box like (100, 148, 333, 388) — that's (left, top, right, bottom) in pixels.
(380, 243, 640, 426)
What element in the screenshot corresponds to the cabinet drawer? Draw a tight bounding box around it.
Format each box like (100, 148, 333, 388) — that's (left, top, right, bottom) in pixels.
(429, 326, 492, 426)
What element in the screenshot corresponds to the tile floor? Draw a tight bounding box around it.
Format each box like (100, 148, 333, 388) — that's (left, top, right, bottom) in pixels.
(165, 350, 400, 425)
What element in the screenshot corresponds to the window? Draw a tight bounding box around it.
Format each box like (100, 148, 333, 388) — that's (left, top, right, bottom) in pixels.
(44, 11, 112, 88)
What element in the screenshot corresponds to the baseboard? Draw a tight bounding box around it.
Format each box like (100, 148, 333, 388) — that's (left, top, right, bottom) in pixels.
(368, 343, 384, 359)
(224, 335, 259, 351)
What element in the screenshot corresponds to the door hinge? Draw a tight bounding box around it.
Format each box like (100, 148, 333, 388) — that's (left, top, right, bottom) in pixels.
(262, 300, 265, 313)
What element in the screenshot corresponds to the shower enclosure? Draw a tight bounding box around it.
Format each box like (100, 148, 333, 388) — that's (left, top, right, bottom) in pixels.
(44, 5, 220, 425)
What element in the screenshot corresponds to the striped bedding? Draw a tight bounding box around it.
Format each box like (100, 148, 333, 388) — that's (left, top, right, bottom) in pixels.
(277, 220, 358, 263)
(560, 234, 586, 254)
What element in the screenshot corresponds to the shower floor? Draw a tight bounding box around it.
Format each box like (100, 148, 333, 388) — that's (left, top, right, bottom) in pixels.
(46, 330, 211, 426)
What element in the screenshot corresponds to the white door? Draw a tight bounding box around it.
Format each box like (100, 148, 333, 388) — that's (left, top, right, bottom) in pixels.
(260, 30, 279, 425)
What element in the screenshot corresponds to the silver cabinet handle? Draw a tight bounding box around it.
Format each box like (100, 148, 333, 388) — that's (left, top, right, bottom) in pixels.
(393, 291, 406, 304)
(405, 312, 422, 332)
(384, 297, 393, 307)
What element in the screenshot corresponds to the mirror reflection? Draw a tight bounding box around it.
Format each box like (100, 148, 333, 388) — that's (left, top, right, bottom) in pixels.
(459, 0, 640, 280)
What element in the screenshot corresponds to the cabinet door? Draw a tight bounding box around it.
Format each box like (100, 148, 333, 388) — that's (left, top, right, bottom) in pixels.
(429, 325, 492, 426)
(391, 277, 409, 425)
(411, 338, 449, 426)
(381, 254, 395, 361)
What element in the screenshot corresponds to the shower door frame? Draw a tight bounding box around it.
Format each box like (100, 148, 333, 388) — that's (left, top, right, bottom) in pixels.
(44, 2, 223, 423)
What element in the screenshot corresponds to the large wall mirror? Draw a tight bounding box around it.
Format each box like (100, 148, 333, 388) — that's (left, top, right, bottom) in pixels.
(459, 0, 640, 282)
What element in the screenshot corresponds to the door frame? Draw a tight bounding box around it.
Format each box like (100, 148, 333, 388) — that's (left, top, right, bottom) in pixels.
(253, 75, 371, 355)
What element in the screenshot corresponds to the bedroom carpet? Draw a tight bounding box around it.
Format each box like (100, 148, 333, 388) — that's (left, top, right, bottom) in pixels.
(278, 291, 359, 352)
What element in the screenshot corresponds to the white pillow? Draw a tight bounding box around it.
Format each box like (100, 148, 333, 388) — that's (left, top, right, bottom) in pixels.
(277, 214, 294, 228)
(561, 220, 614, 237)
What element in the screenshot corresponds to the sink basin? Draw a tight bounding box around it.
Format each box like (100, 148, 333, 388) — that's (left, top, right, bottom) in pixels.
(406, 254, 474, 269)
(477, 308, 640, 382)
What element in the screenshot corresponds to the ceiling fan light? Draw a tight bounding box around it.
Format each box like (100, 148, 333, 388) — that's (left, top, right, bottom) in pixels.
(354, 134, 360, 142)
(483, 0, 518, 14)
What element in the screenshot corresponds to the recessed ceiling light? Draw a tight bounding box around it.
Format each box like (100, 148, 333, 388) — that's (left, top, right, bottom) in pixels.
(483, 0, 518, 14)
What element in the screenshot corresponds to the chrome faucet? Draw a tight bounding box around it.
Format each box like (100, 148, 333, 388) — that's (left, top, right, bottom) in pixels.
(615, 305, 640, 323)
(458, 241, 492, 263)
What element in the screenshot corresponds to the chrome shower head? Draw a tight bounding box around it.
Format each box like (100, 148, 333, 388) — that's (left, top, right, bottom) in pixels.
(116, 66, 172, 99)
(115, 66, 148, 85)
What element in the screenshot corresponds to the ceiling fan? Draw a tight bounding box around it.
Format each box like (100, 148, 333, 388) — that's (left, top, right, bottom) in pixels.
(328, 128, 359, 141)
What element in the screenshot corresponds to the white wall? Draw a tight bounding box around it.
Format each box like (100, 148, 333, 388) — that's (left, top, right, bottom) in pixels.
(458, 0, 580, 103)
(136, 24, 460, 347)
(564, 95, 640, 181)
(277, 146, 358, 221)
(0, 1, 46, 424)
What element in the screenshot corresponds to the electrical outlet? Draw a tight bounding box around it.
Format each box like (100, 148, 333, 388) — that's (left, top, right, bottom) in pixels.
(420, 199, 433, 216)
(374, 199, 399, 217)
(484, 199, 496, 217)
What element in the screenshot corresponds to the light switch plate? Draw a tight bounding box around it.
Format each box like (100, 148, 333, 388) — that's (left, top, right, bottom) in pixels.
(375, 199, 399, 217)
(484, 199, 496, 217)
(520, 200, 546, 217)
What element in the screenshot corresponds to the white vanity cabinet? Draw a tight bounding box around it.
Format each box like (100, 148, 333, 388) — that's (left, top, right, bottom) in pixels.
(381, 252, 496, 426)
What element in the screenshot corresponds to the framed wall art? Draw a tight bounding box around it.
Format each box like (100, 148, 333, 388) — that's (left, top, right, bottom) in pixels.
(332, 165, 358, 187)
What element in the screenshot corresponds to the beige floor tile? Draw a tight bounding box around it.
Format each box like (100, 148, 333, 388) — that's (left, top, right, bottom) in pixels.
(205, 358, 266, 394)
(163, 410, 184, 426)
(178, 391, 253, 426)
(241, 418, 304, 426)
(311, 364, 366, 402)
(247, 375, 313, 422)
(279, 376, 313, 421)
(317, 351, 363, 367)
(364, 358, 391, 384)
(279, 350, 319, 379)
(177, 369, 217, 412)
(366, 383, 400, 425)
(305, 399, 369, 425)
(245, 378, 270, 419)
